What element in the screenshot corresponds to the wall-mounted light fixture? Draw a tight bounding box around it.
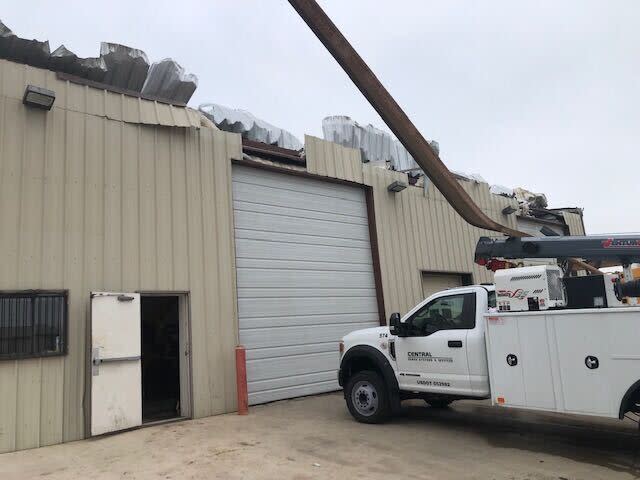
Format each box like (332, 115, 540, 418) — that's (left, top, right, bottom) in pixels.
(22, 85, 56, 110)
(501, 205, 517, 215)
(387, 180, 407, 193)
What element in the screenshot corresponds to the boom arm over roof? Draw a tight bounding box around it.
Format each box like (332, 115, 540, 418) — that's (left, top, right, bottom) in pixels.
(287, 0, 523, 237)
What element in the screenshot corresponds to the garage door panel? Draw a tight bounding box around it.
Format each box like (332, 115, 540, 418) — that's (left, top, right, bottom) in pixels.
(241, 322, 378, 350)
(236, 268, 375, 289)
(247, 351, 339, 381)
(235, 210, 370, 241)
(235, 238, 373, 264)
(233, 165, 379, 405)
(247, 341, 338, 360)
(249, 381, 338, 405)
(248, 371, 337, 394)
(241, 312, 379, 329)
(238, 287, 376, 299)
(233, 182, 367, 219)
(236, 258, 374, 272)
(238, 296, 379, 318)
(235, 228, 371, 249)
(233, 167, 364, 203)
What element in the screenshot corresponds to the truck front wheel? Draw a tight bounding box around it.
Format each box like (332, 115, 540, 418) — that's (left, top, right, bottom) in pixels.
(345, 370, 390, 423)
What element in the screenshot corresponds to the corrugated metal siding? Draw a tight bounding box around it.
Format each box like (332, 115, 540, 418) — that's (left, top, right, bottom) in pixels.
(0, 65, 240, 452)
(306, 135, 519, 317)
(305, 135, 364, 184)
(0, 59, 203, 129)
(561, 211, 585, 235)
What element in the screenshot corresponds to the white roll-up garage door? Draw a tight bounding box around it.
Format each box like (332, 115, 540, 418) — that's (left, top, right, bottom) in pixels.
(232, 165, 380, 405)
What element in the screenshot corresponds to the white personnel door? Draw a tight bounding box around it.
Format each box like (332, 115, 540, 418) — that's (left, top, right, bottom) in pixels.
(90, 292, 142, 436)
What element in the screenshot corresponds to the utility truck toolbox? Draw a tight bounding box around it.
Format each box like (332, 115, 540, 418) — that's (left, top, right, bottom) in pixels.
(485, 307, 640, 417)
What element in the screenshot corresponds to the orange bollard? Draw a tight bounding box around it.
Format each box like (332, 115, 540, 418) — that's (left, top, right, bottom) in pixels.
(235, 345, 249, 415)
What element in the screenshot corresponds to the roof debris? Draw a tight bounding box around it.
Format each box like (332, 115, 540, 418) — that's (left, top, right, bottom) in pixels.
(0, 19, 197, 104)
(199, 103, 303, 151)
(322, 115, 439, 171)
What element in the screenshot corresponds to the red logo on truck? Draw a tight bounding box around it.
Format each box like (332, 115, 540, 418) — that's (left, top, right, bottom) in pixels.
(497, 289, 528, 300)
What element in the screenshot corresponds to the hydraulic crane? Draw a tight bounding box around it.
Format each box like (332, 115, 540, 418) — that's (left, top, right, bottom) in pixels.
(475, 235, 640, 299)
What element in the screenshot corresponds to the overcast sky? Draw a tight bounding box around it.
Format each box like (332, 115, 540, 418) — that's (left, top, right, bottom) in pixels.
(3, 1, 638, 234)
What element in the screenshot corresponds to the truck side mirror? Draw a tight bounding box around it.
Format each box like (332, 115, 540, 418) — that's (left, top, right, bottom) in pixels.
(389, 312, 402, 336)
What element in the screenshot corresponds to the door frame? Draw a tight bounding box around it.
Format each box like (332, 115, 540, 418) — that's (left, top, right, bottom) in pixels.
(84, 291, 193, 439)
(137, 291, 193, 420)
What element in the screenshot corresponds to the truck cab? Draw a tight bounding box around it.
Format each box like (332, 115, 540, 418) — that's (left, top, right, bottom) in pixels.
(339, 285, 494, 422)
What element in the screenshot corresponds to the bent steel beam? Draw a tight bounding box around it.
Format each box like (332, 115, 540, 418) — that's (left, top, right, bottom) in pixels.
(287, 0, 524, 237)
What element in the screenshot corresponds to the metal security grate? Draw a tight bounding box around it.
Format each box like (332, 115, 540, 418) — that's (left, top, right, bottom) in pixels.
(0, 292, 67, 360)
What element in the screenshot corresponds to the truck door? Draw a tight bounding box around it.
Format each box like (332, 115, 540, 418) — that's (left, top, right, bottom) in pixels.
(394, 291, 476, 395)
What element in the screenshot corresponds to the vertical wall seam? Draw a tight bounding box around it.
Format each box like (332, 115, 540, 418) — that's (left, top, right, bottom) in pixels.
(119, 120, 124, 290)
(16, 66, 26, 287)
(168, 132, 176, 290)
(153, 127, 159, 288)
(137, 125, 142, 285)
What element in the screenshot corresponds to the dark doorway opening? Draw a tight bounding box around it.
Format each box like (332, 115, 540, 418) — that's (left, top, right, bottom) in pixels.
(141, 296, 180, 423)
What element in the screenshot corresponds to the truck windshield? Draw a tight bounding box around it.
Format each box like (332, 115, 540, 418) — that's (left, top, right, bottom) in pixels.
(488, 290, 496, 309)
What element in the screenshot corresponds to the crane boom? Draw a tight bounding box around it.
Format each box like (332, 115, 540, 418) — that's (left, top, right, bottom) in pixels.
(287, 1, 600, 275)
(287, 0, 523, 237)
(475, 235, 640, 267)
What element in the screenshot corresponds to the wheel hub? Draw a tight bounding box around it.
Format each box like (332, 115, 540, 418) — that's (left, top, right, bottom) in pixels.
(352, 381, 379, 416)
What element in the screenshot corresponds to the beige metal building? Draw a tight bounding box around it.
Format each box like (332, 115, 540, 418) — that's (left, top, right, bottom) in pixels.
(0, 58, 584, 453)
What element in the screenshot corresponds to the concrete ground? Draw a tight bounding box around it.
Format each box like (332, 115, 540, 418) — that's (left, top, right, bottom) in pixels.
(2, 393, 640, 480)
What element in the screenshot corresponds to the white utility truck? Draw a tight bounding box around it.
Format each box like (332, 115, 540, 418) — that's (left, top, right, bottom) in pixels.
(338, 235, 640, 425)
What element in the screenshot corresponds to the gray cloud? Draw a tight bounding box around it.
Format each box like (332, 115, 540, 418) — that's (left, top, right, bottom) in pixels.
(4, 0, 638, 233)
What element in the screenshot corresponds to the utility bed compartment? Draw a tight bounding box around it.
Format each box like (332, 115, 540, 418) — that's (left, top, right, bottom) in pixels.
(484, 307, 640, 418)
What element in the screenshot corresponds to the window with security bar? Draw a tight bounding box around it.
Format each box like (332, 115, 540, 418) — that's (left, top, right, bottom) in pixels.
(0, 291, 67, 360)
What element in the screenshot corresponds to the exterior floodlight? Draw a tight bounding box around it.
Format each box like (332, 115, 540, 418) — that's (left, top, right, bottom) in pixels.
(387, 180, 407, 193)
(501, 205, 517, 215)
(23, 85, 56, 110)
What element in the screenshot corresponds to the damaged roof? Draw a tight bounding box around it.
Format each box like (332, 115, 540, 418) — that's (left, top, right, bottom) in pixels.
(0, 19, 197, 105)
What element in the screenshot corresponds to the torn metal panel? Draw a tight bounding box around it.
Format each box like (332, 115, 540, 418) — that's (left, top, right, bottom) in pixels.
(0, 19, 50, 68)
(199, 103, 303, 150)
(141, 58, 198, 104)
(0, 20, 197, 104)
(99, 42, 149, 92)
(50, 45, 107, 82)
(322, 115, 439, 171)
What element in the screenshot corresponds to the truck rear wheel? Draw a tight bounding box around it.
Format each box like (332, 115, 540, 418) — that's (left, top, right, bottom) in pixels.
(345, 370, 390, 423)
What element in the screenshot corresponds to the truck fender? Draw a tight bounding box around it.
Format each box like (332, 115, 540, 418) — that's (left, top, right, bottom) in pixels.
(339, 345, 399, 394)
(619, 378, 640, 419)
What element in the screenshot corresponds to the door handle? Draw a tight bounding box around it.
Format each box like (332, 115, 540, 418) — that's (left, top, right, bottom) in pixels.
(448, 340, 463, 348)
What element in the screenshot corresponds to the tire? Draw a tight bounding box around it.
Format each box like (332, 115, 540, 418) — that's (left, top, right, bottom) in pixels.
(425, 398, 453, 408)
(345, 370, 391, 424)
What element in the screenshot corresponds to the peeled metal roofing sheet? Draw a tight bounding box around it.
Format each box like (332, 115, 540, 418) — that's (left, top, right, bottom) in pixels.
(142, 58, 198, 105)
(0, 19, 198, 104)
(199, 103, 303, 151)
(322, 115, 439, 171)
